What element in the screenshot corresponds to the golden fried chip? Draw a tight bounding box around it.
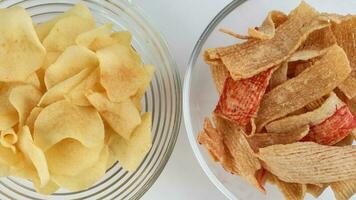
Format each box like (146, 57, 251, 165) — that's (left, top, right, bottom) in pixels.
(43, 16, 95, 52)
(51, 145, 108, 191)
(0, 128, 17, 153)
(0, 7, 46, 82)
(18, 126, 50, 187)
(334, 134, 354, 146)
(40, 68, 93, 106)
(214, 116, 264, 192)
(306, 184, 328, 198)
(45, 45, 98, 89)
(256, 45, 351, 131)
(25, 107, 43, 133)
(86, 92, 141, 139)
(76, 24, 113, 47)
(46, 138, 103, 176)
(35, 3, 94, 41)
(89, 31, 132, 51)
(272, 175, 306, 200)
(109, 113, 152, 172)
(268, 63, 288, 90)
(9, 85, 42, 128)
(221, 2, 328, 79)
(34, 100, 104, 151)
(332, 16, 356, 99)
(266, 92, 344, 133)
(209, 64, 229, 94)
(65, 68, 99, 106)
(298, 26, 337, 51)
(131, 64, 155, 110)
(248, 11, 288, 40)
(25, 73, 41, 89)
(0, 84, 18, 130)
(247, 125, 309, 151)
(258, 142, 356, 184)
(97, 44, 152, 102)
(331, 179, 356, 200)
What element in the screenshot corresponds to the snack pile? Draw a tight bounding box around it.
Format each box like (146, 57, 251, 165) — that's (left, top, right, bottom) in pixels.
(199, 2, 356, 200)
(0, 4, 154, 194)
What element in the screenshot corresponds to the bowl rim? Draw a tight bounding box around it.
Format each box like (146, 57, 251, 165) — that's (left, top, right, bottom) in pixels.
(183, 0, 248, 200)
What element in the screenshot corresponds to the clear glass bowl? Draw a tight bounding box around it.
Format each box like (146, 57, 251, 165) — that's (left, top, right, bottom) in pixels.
(0, 0, 181, 199)
(184, 0, 356, 200)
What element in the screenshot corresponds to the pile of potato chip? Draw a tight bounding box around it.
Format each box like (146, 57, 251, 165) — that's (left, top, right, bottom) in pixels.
(199, 2, 356, 200)
(0, 3, 154, 194)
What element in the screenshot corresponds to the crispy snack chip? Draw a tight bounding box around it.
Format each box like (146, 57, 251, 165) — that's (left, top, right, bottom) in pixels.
(25, 107, 43, 132)
(332, 16, 356, 99)
(0, 128, 17, 153)
(331, 179, 356, 200)
(221, 2, 328, 79)
(89, 31, 133, 51)
(268, 63, 288, 90)
(271, 175, 306, 200)
(76, 24, 113, 48)
(86, 92, 141, 139)
(306, 184, 328, 198)
(109, 113, 152, 171)
(34, 100, 104, 151)
(258, 142, 356, 184)
(131, 64, 155, 111)
(209, 64, 230, 94)
(266, 92, 344, 133)
(256, 45, 351, 131)
(248, 11, 288, 40)
(0, 84, 18, 130)
(214, 69, 273, 129)
(0, 7, 46, 82)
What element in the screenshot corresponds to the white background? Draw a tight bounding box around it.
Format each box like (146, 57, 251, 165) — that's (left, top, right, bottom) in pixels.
(133, 0, 231, 199)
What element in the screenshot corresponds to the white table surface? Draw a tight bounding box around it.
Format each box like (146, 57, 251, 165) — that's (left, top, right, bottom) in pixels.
(133, 0, 232, 199)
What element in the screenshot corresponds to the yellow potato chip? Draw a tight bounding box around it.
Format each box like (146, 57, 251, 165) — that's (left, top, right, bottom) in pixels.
(25, 107, 43, 133)
(131, 65, 155, 110)
(272, 175, 306, 200)
(221, 2, 328, 79)
(34, 99, 104, 151)
(25, 73, 41, 89)
(76, 23, 113, 47)
(35, 3, 94, 41)
(331, 179, 356, 200)
(0, 128, 17, 153)
(0, 7, 46, 82)
(65, 68, 100, 106)
(247, 125, 309, 151)
(46, 138, 103, 176)
(86, 92, 141, 139)
(0, 84, 18, 130)
(97, 44, 152, 102)
(258, 142, 356, 184)
(248, 10, 288, 40)
(109, 113, 152, 171)
(209, 64, 229, 94)
(256, 45, 351, 131)
(9, 85, 42, 128)
(266, 92, 344, 133)
(40, 68, 93, 106)
(45, 45, 98, 89)
(51, 145, 108, 191)
(43, 16, 95, 52)
(18, 126, 49, 187)
(306, 184, 328, 198)
(0, 144, 25, 175)
(89, 31, 132, 51)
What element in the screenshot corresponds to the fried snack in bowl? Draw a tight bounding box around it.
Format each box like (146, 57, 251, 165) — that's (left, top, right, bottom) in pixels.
(196, 1, 356, 200)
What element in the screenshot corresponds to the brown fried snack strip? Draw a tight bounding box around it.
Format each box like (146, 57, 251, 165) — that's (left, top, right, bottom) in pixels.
(272, 175, 306, 200)
(256, 45, 351, 131)
(258, 142, 356, 184)
(331, 179, 356, 200)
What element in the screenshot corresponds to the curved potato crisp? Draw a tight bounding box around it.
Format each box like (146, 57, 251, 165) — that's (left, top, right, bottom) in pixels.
(9, 85, 42, 128)
(266, 92, 344, 133)
(51, 145, 108, 191)
(86, 92, 141, 139)
(46, 138, 103, 176)
(306, 184, 328, 198)
(248, 11, 288, 40)
(258, 142, 356, 184)
(271, 175, 306, 200)
(0, 84, 18, 130)
(109, 113, 152, 172)
(43, 16, 95, 52)
(34, 100, 104, 151)
(256, 45, 351, 131)
(35, 3, 94, 41)
(331, 179, 356, 200)
(131, 64, 155, 110)
(268, 63, 288, 90)
(76, 24, 113, 47)
(97, 44, 152, 102)
(221, 2, 328, 79)
(0, 7, 46, 82)
(214, 69, 273, 129)
(0, 128, 17, 153)
(18, 126, 50, 187)
(45, 45, 98, 89)
(89, 31, 132, 51)
(209, 64, 229, 94)
(25, 107, 43, 134)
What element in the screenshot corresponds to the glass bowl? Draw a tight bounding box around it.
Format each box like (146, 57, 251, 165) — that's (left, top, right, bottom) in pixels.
(0, 0, 181, 199)
(184, 0, 356, 200)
